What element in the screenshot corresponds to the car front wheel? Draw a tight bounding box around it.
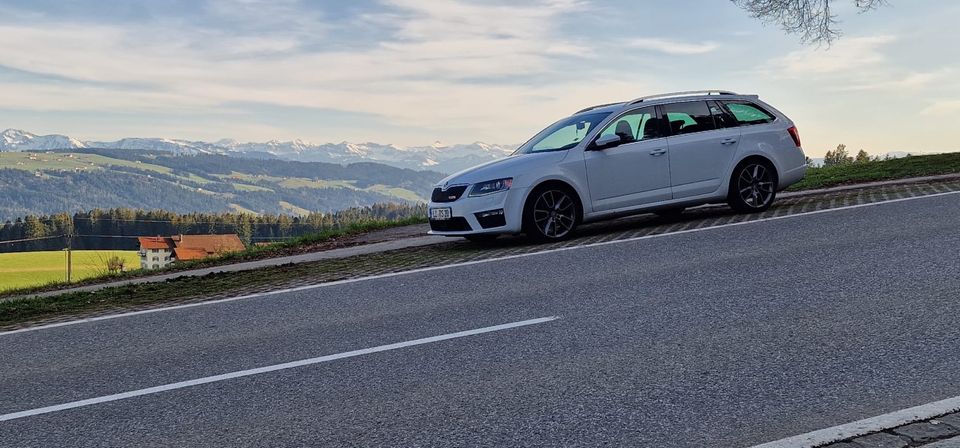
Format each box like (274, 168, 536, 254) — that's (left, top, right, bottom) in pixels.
(523, 185, 580, 242)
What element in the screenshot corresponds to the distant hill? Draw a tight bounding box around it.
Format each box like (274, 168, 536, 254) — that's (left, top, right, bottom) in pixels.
(0, 148, 444, 220)
(1, 129, 516, 173)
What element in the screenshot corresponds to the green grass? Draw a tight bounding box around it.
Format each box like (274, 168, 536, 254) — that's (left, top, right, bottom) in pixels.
(216, 174, 426, 203)
(789, 153, 960, 191)
(0, 250, 140, 292)
(365, 184, 426, 202)
(0, 244, 443, 328)
(278, 201, 311, 216)
(231, 183, 274, 192)
(278, 178, 426, 202)
(227, 204, 261, 215)
(278, 178, 357, 189)
(0, 216, 427, 300)
(0, 151, 211, 185)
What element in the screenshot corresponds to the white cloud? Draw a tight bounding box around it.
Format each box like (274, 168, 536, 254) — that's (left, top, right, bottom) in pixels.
(921, 100, 960, 116)
(762, 34, 952, 94)
(0, 0, 631, 144)
(626, 38, 719, 55)
(771, 35, 897, 76)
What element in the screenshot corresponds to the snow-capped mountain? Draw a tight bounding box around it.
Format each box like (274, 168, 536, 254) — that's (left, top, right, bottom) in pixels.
(85, 138, 226, 156)
(1, 129, 86, 151)
(0, 128, 516, 173)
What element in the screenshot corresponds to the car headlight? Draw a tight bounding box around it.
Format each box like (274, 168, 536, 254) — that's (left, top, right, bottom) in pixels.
(469, 178, 513, 197)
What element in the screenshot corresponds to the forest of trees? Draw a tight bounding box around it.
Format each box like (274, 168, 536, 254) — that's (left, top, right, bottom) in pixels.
(0, 203, 426, 253)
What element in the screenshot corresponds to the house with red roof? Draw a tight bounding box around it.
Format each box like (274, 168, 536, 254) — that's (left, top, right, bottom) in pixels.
(137, 234, 245, 269)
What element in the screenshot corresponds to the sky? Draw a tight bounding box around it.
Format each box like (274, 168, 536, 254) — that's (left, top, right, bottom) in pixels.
(0, 0, 958, 156)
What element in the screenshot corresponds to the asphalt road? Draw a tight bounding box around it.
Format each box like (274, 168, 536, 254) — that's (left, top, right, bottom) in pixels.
(2, 193, 959, 447)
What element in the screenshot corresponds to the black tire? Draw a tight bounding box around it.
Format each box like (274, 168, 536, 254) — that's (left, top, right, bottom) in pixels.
(464, 234, 498, 244)
(728, 159, 778, 213)
(654, 207, 685, 220)
(522, 184, 581, 243)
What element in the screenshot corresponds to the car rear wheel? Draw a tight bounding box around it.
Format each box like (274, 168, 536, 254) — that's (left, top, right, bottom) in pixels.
(728, 160, 777, 213)
(523, 185, 580, 242)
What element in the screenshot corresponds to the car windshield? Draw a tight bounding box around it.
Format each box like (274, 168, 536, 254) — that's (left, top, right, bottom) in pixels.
(514, 112, 612, 154)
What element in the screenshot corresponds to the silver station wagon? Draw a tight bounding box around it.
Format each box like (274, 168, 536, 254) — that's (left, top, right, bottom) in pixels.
(428, 90, 807, 242)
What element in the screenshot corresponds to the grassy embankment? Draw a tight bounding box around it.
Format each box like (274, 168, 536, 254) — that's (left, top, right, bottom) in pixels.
(0, 216, 426, 296)
(788, 152, 960, 191)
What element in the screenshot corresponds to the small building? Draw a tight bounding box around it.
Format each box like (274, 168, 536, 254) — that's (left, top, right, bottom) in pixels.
(138, 237, 175, 269)
(137, 234, 245, 270)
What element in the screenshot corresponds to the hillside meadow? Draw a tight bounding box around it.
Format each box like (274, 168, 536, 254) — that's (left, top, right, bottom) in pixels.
(0, 250, 140, 291)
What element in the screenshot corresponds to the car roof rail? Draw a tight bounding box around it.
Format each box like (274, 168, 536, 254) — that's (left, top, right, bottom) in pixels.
(574, 102, 624, 114)
(627, 90, 739, 105)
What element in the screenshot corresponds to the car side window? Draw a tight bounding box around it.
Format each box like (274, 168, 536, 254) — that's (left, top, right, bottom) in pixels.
(662, 101, 717, 136)
(709, 101, 739, 128)
(723, 101, 775, 125)
(596, 106, 661, 143)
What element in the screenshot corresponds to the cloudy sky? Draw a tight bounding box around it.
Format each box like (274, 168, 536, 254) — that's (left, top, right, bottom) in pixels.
(0, 0, 957, 156)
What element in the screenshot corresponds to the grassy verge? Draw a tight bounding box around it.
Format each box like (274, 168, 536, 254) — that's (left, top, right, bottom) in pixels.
(0, 216, 426, 299)
(788, 152, 960, 191)
(0, 242, 470, 329)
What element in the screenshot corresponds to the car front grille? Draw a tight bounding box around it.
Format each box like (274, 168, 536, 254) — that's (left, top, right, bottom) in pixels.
(429, 217, 472, 232)
(431, 185, 468, 203)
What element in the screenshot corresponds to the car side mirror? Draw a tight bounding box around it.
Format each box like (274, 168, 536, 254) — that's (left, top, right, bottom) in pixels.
(594, 134, 622, 149)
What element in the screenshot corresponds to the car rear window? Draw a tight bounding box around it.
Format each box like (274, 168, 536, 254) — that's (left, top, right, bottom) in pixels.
(709, 101, 739, 128)
(723, 101, 775, 125)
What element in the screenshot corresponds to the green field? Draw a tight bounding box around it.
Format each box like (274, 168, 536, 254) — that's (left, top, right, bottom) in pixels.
(0, 250, 140, 291)
(0, 151, 212, 185)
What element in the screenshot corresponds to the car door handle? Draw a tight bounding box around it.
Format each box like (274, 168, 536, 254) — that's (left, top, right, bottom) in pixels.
(721, 138, 738, 145)
(649, 149, 667, 156)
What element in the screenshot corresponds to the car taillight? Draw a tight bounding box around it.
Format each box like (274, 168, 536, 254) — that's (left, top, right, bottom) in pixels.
(787, 126, 802, 148)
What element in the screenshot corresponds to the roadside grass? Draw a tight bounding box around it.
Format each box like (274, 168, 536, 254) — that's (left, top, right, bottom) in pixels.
(0, 242, 466, 329)
(0, 216, 427, 300)
(0, 250, 140, 292)
(788, 152, 960, 191)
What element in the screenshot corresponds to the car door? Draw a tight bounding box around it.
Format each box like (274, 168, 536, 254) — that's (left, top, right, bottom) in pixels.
(583, 106, 672, 212)
(663, 100, 741, 199)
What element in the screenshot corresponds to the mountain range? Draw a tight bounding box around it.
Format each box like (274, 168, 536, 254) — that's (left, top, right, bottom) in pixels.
(0, 129, 516, 174)
(0, 146, 445, 220)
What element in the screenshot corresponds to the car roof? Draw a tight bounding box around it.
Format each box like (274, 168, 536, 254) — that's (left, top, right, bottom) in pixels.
(572, 90, 761, 117)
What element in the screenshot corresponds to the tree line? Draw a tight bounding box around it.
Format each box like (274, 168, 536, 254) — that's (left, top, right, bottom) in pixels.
(819, 145, 906, 167)
(0, 203, 426, 253)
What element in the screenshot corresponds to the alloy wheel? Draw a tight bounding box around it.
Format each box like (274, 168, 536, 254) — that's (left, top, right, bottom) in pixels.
(736, 163, 775, 209)
(532, 189, 577, 239)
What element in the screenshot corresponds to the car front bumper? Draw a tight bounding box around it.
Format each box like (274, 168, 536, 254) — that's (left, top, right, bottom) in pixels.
(427, 187, 528, 236)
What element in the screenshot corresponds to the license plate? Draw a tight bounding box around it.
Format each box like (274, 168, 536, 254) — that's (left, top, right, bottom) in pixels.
(429, 207, 452, 220)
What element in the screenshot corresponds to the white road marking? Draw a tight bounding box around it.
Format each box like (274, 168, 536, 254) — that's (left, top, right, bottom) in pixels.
(748, 395, 960, 448)
(2, 189, 959, 338)
(0, 316, 559, 422)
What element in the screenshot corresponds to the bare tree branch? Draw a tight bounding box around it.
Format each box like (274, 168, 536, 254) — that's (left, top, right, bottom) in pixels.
(732, 0, 888, 45)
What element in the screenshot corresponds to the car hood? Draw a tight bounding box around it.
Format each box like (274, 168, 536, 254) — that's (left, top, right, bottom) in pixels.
(436, 151, 567, 188)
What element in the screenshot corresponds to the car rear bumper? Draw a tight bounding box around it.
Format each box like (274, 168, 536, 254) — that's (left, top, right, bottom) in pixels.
(779, 163, 807, 190)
